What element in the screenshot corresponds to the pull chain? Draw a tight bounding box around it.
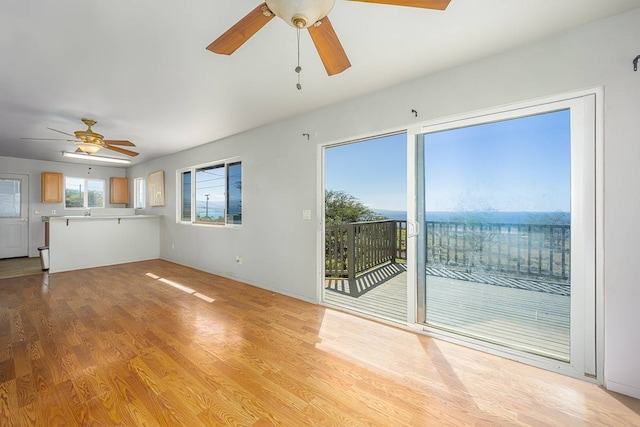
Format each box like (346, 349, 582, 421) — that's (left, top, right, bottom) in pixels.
(295, 28, 302, 90)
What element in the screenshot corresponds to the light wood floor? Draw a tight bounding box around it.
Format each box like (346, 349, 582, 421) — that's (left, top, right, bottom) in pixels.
(0, 258, 43, 280)
(0, 260, 638, 426)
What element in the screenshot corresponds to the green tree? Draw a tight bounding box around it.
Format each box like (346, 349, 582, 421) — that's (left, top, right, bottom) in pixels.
(325, 189, 387, 225)
(65, 189, 82, 208)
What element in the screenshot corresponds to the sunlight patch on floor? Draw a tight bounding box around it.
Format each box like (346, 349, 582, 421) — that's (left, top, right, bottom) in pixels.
(145, 272, 215, 303)
(316, 309, 452, 390)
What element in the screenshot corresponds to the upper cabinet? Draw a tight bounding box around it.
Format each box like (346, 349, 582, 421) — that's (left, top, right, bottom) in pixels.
(110, 177, 129, 205)
(41, 172, 63, 203)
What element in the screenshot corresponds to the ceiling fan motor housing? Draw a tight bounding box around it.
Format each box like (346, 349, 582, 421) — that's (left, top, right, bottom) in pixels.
(74, 118, 104, 144)
(266, 0, 336, 28)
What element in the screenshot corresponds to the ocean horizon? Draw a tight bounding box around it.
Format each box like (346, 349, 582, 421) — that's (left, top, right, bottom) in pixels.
(373, 210, 570, 225)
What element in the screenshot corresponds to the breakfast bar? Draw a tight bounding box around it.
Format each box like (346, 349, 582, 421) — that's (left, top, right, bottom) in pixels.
(44, 209, 160, 273)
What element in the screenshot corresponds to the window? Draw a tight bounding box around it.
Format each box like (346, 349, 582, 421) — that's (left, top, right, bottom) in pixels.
(0, 178, 20, 218)
(181, 171, 191, 221)
(134, 177, 146, 209)
(65, 177, 105, 209)
(178, 160, 242, 226)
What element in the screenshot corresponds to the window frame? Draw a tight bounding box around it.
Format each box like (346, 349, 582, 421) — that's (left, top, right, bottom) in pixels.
(64, 176, 105, 209)
(176, 158, 242, 227)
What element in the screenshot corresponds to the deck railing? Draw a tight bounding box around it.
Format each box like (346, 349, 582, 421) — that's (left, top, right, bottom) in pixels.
(426, 221, 570, 281)
(325, 220, 406, 278)
(326, 220, 570, 281)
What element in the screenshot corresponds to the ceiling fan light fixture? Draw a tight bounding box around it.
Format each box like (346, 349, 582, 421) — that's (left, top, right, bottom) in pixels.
(266, 0, 335, 28)
(75, 143, 102, 154)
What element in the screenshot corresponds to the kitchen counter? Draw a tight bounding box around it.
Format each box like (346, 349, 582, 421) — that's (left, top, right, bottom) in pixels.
(45, 214, 158, 221)
(46, 214, 160, 273)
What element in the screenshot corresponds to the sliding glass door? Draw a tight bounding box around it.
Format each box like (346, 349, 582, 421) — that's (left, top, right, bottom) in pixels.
(414, 93, 598, 377)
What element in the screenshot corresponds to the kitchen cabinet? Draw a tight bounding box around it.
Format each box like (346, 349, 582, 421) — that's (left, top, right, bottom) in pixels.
(110, 177, 129, 204)
(41, 172, 63, 203)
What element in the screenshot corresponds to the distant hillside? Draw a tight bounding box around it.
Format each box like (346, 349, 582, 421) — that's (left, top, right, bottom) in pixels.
(373, 209, 407, 221)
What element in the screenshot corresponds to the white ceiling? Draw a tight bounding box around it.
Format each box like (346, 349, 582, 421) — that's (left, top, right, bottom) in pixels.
(2, 0, 639, 166)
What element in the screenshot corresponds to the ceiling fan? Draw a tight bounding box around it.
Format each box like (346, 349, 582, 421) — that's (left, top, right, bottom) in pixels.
(206, 0, 452, 76)
(22, 118, 139, 157)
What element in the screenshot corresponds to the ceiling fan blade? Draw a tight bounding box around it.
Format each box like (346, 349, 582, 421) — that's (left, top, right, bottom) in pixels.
(104, 145, 139, 157)
(21, 137, 78, 142)
(347, 0, 451, 10)
(206, 3, 275, 55)
(46, 127, 76, 137)
(307, 17, 351, 76)
(103, 139, 135, 146)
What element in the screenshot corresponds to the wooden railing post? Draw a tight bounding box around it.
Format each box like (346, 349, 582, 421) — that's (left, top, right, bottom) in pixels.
(347, 223, 356, 280)
(390, 221, 397, 262)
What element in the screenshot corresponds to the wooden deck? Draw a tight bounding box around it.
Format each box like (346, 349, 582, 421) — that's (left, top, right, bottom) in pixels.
(324, 264, 408, 321)
(324, 264, 570, 361)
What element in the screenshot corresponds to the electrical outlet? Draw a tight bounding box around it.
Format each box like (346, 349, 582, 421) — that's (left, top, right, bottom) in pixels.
(51, 209, 56, 215)
(302, 209, 311, 220)
(34, 209, 41, 215)
(236, 256, 242, 264)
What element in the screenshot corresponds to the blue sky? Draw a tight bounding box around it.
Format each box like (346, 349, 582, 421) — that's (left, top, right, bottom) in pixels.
(424, 110, 571, 212)
(325, 109, 571, 213)
(325, 133, 407, 211)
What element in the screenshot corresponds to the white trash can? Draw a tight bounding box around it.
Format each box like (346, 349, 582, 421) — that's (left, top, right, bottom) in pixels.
(37, 246, 49, 271)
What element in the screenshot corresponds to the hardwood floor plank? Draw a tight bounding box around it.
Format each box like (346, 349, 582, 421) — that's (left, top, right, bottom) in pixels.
(14, 373, 36, 410)
(0, 334, 12, 363)
(16, 401, 38, 427)
(119, 370, 167, 426)
(39, 341, 70, 386)
(11, 342, 31, 380)
(0, 379, 19, 426)
(2, 311, 14, 339)
(69, 370, 96, 405)
(0, 358, 16, 383)
(35, 387, 73, 427)
(127, 356, 165, 396)
(28, 356, 51, 394)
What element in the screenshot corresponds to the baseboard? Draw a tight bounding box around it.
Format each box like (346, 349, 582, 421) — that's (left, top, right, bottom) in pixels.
(158, 256, 318, 305)
(606, 380, 640, 399)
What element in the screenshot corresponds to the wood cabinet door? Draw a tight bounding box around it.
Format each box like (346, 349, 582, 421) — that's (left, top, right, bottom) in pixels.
(110, 177, 129, 204)
(41, 172, 63, 203)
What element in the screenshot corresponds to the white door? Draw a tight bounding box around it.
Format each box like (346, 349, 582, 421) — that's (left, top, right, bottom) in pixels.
(0, 173, 29, 258)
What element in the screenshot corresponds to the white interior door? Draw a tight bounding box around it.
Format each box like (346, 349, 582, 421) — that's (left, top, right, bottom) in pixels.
(0, 173, 29, 258)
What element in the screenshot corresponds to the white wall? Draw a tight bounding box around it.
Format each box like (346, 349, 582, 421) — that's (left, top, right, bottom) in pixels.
(0, 156, 127, 257)
(130, 9, 640, 398)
